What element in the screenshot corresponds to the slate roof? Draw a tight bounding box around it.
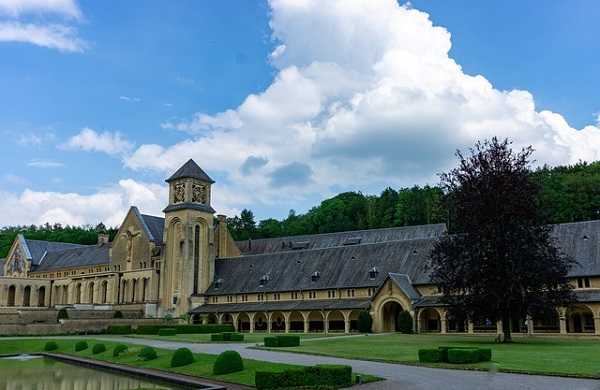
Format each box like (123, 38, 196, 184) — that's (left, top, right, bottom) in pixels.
(551, 220, 600, 277)
(24, 239, 87, 266)
(33, 244, 110, 272)
(387, 273, 421, 301)
(166, 159, 215, 183)
(190, 299, 371, 314)
(141, 213, 165, 245)
(205, 238, 436, 295)
(236, 224, 446, 255)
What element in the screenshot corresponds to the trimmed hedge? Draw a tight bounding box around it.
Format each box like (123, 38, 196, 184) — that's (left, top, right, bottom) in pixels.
(397, 311, 413, 334)
(213, 350, 244, 375)
(438, 346, 472, 362)
(211, 333, 224, 341)
(74, 341, 88, 352)
(418, 349, 441, 363)
(437, 346, 492, 363)
(138, 346, 158, 361)
(357, 310, 372, 333)
(107, 325, 132, 335)
(136, 324, 234, 335)
(92, 343, 106, 354)
(170, 348, 195, 367)
(263, 335, 300, 348)
(477, 348, 492, 362)
(447, 348, 480, 364)
(255, 364, 352, 389)
(264, 336, 279, 347)
(113, 344, 128, 357)
(158, 328, 177, 336)
(44, 341, 59, 351)
(229, 333, 244, 342)
(211, 332, 244, 342)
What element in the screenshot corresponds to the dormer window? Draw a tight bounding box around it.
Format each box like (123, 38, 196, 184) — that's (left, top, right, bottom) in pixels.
(259, 274, 270, 287)
(214, 278, 223, 289)
(369, 267, 378, 280)
(292, 241, 310, 250)
(583, 235, 589, 240)
(343, 237, 362, 245)
(311, 271, 320, 282)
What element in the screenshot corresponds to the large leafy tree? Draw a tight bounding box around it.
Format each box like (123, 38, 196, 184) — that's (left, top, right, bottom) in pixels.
(430, 138, 574, 342)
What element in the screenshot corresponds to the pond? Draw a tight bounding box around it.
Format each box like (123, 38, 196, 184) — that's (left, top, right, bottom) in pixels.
(0, 355, 178, 389)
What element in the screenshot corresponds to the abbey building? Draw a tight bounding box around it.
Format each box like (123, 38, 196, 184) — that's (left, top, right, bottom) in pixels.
(2, 159, 600, 336)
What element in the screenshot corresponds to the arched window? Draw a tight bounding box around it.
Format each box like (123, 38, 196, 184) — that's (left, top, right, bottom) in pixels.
(142, 278, 148, 302)
(88, 282, 94, 304)
(101, 281, 108, 304)
(38, 286, 46, 307)
(131, 279, 137, 303)
(7, 285, 15, 307)
(193, 225, 200, 294)
(23, 286, 31, 307)
(75, 283, 82, 304)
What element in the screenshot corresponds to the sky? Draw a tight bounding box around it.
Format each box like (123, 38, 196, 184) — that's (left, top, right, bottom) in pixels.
(0, 0, 599, 227)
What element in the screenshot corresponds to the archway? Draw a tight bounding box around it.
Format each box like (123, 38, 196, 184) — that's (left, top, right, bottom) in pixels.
(419, 308, 441, 332)
(53, 286, 61, 305)
(308, 311, 325, 332)
(101, 281, 108, 304)
(37, 286, 46, 307)
(7, 285, 16, 307)
(289, 312, 304, 332)
(254, 313, 268, 332)
(348, 310, 361, 332)
(75, 283, 82, 304)
(121, 280, 128, 303)
(207, 313, 218, 324)
(567, 305, 595, 334)
(62, 285, 68, 304)
(446, 311, 467, 333)
(88, 282, 94, 304)
(380, 300, 404, 332)
(237, 313, 251, 332)
(327, 311, 346, 333)
(23, 286, 31, 307)
(532, 309, 560, 333)
(222, 313, 233, 326)
(192, 314, 202, 324)
(131, 279, 137, 303)
(142, 278, 148, 302)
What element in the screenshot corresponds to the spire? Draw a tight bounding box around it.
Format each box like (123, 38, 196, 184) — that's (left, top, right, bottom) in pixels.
(166, 159, 215, 184)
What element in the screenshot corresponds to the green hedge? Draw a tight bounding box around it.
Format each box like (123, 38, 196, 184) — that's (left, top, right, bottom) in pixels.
(211, 332, 244, 342)
(447, 348, 480, 364)
(418, 349, 441, 363)
(171, 348, 195, 367)
(113, 344, 128, 357)
(264, 336, 279, 347)
(229, 333, 244, 342)
(438, 346, 471, 362)
(477, 348, 492, 362)
(92, 344, 106, 354)
(136, 324, 234, 335)
(44, 341, 58, 351)
(263, 335, 300, 348)
(255, 364, 352, 389)
(397, 311, 413, 334)
(213, 350, 244, 375)
(107, 325, 132, 335)
(74, 341, 88, 352)
(437, 346, 493, 363)
(158, 328, 177, 336)
(211, 333, 224, 341)
(138, 346, 158, 361)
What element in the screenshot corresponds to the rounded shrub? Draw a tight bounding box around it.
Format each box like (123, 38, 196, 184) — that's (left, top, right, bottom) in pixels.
(113, 344, 128, 357)
(357, 311, 372, 333)
(447, 348, 480, 364)
(74, 341, 88, 352)
(92, 343, 106, 354)
(113, 310, 123, 319)
(138, 346, 157, 361)
(57, 308, 69, 320)
(396, 311, 413, 334)
(44, 341, 59, 351)
(170, 348, 195, 367)
(213, 350, 244, 375)
(418, 349, 441, 363)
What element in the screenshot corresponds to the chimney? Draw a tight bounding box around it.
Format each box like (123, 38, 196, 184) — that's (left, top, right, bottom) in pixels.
(97, 233, 110, 246)
(217, 214, 228, 257)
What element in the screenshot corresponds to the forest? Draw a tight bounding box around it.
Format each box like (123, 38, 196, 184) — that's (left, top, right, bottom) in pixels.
(1, 161, 599, 258)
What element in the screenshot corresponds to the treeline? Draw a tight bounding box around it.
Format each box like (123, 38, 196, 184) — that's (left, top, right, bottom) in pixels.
(228, 161, 600, 241)
(0, 223, 117, 259)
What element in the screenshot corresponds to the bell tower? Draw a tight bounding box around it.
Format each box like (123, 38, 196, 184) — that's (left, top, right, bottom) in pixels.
(160, 159, 216, 316)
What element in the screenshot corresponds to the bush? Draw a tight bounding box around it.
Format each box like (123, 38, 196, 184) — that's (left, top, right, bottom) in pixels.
(418, 349, 441, 363)
(113, 310, 123, 319)
(275, 335, 300, 347)
(212, 332, 244, 342)
(447, 348, 480, 364)
(74, 341, 88, 352)
(255, 365, 352, 389)
(158, 328, 177, 336)
(396, 311, 413, 334)
(213, 350, 244, 375)
(107, 325, 132, 335)
(229, 333, 244, 342)
(44, 341, 59, 351)
(438, 346, 491, 363)
(170, 348, 195, 367)
(113, 344, 128, 357)
(57, 308, 68, 320)
(138, 346, 157, 361)
(477, 348, 492, 362)
(211, 333, 225, 341)
(357, 311, 372, 333)
(264, 336, 278, 347)
(136, 324, 235, 335)
(92, 344, 106, 354)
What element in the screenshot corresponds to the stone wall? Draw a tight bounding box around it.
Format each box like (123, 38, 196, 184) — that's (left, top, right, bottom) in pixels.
(0, 318, 172, 336)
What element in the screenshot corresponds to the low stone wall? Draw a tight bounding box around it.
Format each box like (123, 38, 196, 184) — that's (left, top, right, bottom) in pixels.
(0, 309, 57, 324)
(0, 318, 172, 336)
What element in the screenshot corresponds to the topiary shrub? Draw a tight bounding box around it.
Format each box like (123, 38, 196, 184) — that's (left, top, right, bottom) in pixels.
(438, 346, 481, 362)
(275, 335, 300, 347)
(211, 333, 225, 341)
(229, 333, 244, 342)
(74, 341, 88, 352)
(396, 311, 413, 334)
(447, 348, 480, 364)
(357, 310, 372, 333)
(107, 325, 132, 335)
(113, 344, 128, 357)
(170, 348, 195, 367)
(92, 343, 106, 354)
(418, 349, 441, 363)
(57, 308, 69, 320)
(158, 328, 177, 336)
(138, 346, 157, 361)
(263, 336, 278, 347)
(44, 341, 59, 351)
(113, 310, 123, 319)
(213, 350, 244, 375)
(477, 348, 492, 362)
(255, 365, 352, 389)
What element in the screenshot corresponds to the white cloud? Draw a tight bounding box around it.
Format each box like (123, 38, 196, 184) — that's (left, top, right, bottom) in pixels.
(27, 159, 64, 168)
(15, 131, 55, 146)
(64, 127, 133, 156)
(0, 21, 86, 52)
(0, 0, 81, 19)
(119, 95, 141, 103)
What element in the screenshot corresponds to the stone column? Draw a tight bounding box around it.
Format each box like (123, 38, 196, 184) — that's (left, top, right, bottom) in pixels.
(15, 285, 24, 307)
(526, 315, 534, 335)
(324, 311, 330, 334)
(496, 319, 504, 336)
(283, 312, 291, 333)
(267, 312, 273, 333)
(467, 319, 474, 334)
(248, 312, 256, 333)
(558, 308, 567, 335)
(440, 317, 447, 334)
(594, 314, 600, 336)
(301, 311, 310, 333)
(342, 310, 352, 334)
(217, 313, 224, 325)
(231, 313, 239, 331)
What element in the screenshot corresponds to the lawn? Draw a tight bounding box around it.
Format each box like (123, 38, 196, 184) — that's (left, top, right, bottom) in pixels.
(126, 332, 350, 344)
(261, 333, 600, 378)
(0, 338, 380, 387)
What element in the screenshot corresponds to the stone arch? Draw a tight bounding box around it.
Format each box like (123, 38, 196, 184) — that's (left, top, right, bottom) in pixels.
(88, 282, 95, 304)
(101, 281, 108, 304)
(53, 285, 61, 305)
(419, 308, 441, 332)
(7, 285, 16, 307)
(131, 279, 137, 303)
(37, 286, 46, 307)
(531, 308, 560, 333)
(379, 298, 406, 332)
(567, 304, 595, 334)
(222, 313, 233, 325)
(289, 311, 305, 332)
(237, 312, 251, 332)
(207, 313, 218, 324)
(446, 310, 467, 333)
(142, 278, 149, 302)
(270, 311, 286, 333)
(254, 312, 268, 332)
(74, 283, 82, 304)
(23, 286, 31, 307)
(327, 310, 346, 332)
(62, 285, 69, 304)
(121, 280, 128, 303)
(308, 311, 325, 332)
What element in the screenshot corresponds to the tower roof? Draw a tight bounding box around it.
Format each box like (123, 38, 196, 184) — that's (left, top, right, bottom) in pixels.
(166, 159, 215, 183)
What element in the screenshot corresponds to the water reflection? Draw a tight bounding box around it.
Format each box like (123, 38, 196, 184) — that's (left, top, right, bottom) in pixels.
(0, 356, 173, 390)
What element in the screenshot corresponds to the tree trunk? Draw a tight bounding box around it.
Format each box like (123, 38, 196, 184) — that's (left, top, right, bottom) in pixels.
(502, 312, 512, 343)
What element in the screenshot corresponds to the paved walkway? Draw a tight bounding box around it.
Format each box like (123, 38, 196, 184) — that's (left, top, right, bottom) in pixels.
(93, 336, 599, 390)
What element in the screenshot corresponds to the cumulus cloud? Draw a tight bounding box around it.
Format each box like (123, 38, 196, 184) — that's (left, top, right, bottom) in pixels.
(0, 0, 82, 19)
(0, 21, 86, 52)
(64, 127, 133, 156)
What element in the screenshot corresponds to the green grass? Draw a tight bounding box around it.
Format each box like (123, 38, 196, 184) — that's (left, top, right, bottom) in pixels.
(0, 339, 380, 387)
(126, 332, 351, 344)
(260, 333, 600, 378)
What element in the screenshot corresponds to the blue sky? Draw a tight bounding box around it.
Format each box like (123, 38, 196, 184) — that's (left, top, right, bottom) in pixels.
(0, 0, 599, 227)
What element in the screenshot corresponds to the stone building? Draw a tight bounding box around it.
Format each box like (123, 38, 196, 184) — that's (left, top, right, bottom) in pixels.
(2, 159, 600, 336)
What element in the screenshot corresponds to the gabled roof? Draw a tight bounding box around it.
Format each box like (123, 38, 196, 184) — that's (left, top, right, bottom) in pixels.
(33, 244, 110, 272)
(141, 214, 165, 245)
(236, 224, 446, 255)
(191, 299, 370, 314)
(386, 273, 421, 301)
(24, 238, 87, 266)
(166, 159, 215, 183)
(551, 219, 600, 277)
